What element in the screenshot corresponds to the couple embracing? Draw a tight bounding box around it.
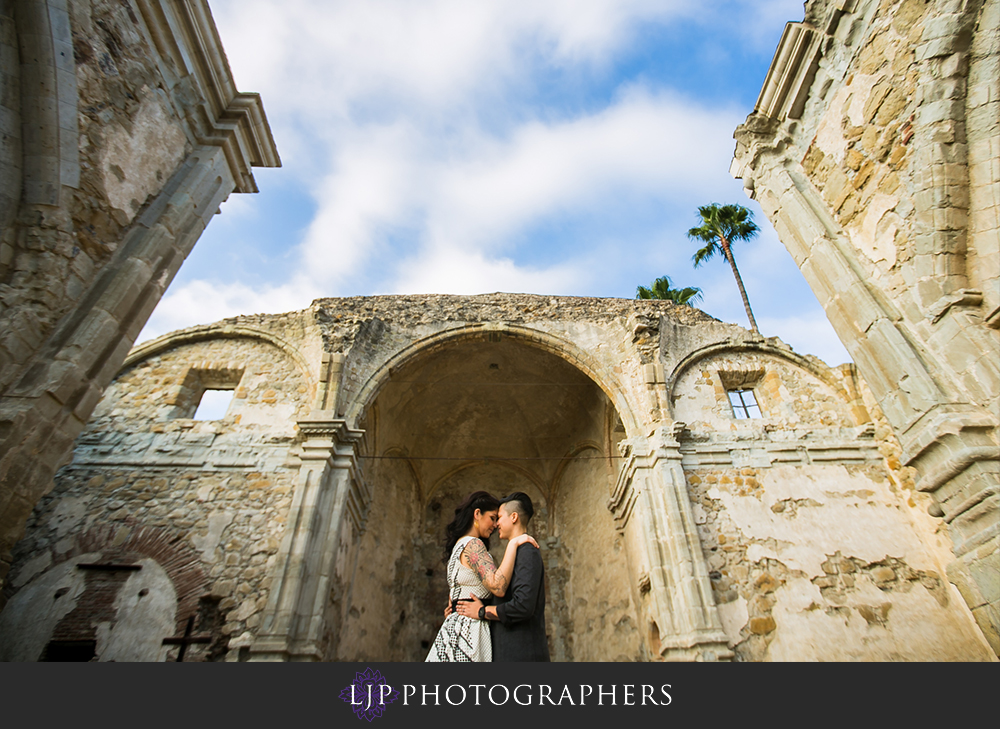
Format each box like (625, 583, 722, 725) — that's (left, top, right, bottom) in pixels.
(425, 491, 549, 662)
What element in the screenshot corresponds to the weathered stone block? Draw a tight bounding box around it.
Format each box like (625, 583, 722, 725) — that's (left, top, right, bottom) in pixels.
(915, 37, 957, 61)
(921, 14, 964, 42)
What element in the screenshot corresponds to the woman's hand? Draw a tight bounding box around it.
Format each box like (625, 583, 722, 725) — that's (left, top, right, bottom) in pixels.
(509, 533, 539, 549)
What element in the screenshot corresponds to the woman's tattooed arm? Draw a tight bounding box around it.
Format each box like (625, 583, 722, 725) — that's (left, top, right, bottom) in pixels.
(464, 539, 507, 594)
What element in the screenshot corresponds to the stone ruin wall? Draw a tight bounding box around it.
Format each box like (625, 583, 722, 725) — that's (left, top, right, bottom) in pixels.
(0, 333, 310, 660)
(0, 0, 278, 592)
(676, 349, 989, 659)
(1, 0, 191, 394)
(730, 0, 999, 654)
(0, 295, 993, 660)
(784, 0, 999, 407)
(317, 293, 710, 427)
(318, 295, 654, 662)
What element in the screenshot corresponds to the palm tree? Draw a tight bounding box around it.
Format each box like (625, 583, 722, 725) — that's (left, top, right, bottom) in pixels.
(688, 203, 761, 335)
(636, 275, 703, 306)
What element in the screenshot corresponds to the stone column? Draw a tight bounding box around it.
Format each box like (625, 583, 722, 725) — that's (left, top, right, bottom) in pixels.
(611, 426, 730, 661)
(250, 415, 367, 661)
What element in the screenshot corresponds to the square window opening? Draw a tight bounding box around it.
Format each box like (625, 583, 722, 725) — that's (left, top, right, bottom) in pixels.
(193, 389, 235, 421)
(728, 388, 762, 419)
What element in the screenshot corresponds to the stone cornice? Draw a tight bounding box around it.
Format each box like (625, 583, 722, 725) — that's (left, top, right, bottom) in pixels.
(677, 437, 881, 469)
(134, 0, 281, 192)
(745, 0, 860, 128)
(753, 21, 824, 123)
(610, 429, 683, 532)
(296, 413, 365, 448)
(732, 1, 861, 186)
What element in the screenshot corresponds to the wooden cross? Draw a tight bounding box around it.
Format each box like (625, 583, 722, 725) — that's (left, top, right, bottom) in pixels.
(162, 616, 211, 662)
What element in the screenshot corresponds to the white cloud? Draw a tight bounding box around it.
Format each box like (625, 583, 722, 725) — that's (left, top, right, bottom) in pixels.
(141, 0, 852, 369)
(139, 279, 318, 343)
(211, 82, 738, 292)
(389, 248, 585, 296)
(212, 0, 694, 113)
(425, 87, 740, 251)
(297, 122, 427, 282)
(144, 84, 739, 336)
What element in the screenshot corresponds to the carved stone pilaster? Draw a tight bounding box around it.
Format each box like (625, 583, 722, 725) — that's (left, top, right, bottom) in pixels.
(314, 354, 347, 412)
(249, 415, 366, 661)
(611, 427, 731, 661)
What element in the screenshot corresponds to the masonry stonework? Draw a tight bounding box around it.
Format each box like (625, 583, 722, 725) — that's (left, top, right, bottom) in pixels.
(1, 294, 991, 660)
(0, 0, 280, 591)
(731, 0, 999, 653)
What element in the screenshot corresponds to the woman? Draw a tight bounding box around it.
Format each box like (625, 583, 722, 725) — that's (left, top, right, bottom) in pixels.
(425, 490, 537, 662)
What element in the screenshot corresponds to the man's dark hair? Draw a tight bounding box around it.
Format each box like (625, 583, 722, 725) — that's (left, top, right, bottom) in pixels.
(500, 492, 534, 524)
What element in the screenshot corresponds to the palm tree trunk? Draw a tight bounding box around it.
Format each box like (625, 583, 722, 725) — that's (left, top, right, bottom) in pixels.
(719, 235, 760, 335)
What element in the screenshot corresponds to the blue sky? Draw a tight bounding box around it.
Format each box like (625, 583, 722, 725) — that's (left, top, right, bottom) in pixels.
(140, 0, 852, 366)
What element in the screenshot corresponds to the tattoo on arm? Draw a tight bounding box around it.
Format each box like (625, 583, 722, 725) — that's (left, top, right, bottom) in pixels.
(465, 540, 506, 592)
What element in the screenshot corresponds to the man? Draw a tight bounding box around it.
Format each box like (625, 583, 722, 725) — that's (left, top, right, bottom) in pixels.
(456, 492, 550, 661)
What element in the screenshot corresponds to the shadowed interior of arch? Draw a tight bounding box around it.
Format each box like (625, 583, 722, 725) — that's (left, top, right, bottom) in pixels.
(335, 336, 645, 661)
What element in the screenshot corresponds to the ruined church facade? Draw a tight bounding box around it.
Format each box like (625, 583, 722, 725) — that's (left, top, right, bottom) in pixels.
(0, 0, 996, 663)
(0, 294, 992, 661)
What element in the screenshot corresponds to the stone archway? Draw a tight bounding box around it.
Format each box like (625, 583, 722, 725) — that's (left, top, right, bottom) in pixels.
(335, 332, 644, 661)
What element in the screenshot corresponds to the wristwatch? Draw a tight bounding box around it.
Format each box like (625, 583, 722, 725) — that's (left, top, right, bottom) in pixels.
(479, 605, 486, 621)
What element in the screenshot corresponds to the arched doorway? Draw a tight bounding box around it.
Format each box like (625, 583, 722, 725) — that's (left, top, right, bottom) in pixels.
(335, 332, 644, 660)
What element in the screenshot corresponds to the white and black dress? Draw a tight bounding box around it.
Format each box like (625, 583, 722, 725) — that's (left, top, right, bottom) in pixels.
(425, 536, 493, 662)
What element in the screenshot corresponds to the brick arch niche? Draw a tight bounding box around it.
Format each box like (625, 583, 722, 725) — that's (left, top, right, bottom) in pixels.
(0, 523, 215, 662)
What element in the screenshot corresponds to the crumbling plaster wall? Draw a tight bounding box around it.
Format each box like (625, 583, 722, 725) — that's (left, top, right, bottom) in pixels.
(672, 349, 865, 431)
(731, 0, 999, 653)
(688, 461, 992, 660)
(674, 347, 993, 659)
(0, 552, 176, 662)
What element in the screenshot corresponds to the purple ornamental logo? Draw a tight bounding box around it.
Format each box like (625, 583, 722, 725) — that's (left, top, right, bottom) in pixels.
(339, 667, 400, 721)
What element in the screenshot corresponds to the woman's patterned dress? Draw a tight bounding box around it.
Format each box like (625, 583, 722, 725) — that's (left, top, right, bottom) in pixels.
(425, 536, 493, 662)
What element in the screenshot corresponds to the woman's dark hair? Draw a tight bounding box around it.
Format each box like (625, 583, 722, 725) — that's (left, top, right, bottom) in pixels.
(443, 490, 500, 563)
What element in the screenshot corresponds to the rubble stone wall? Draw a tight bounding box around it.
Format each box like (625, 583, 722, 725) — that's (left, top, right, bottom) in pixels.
(674, 346, 993, 660)
(687, 461, 991, 660)
(1, 333, 308, 660)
